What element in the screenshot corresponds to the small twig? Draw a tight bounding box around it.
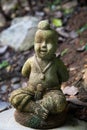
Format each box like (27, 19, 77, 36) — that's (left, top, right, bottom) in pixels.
(73, 73, 83, 87)
(67, 96, 87, 107)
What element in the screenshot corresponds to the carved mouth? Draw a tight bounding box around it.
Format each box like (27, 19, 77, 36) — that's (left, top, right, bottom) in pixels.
(40, 50, 47, 54)
(40, 49, 47, 52)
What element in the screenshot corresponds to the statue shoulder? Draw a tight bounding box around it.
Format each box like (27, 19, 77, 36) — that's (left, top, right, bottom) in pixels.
(25, 55, 34, 65)
(21, 56, 34, 77)
(54, 57, 64, 66)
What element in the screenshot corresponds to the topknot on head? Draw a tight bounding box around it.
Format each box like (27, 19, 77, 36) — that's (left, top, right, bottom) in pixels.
(38, 20, 50, 30)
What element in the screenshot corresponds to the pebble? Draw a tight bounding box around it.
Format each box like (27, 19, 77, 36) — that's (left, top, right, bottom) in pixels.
(35, 11, 45, 16)
(43, 7, 50, 14)
(56, 28, 69, 38)
(0, 45, 8, 55)
(54, 11, 63, 18)
(11, 77, 20, 84)
(0, 100, 10, 112)
(76, 46, 85, 52)
(1, 85, 8, 94)
(69, 67, 79, 71)
(11, 83, 21, 90)
(58, 37, 66, 42)
(69, 31, 78, 39)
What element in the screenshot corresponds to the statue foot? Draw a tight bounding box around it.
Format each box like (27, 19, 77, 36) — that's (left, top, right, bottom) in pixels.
(34, 104, 48, 120)
(27, 114, 47, 128)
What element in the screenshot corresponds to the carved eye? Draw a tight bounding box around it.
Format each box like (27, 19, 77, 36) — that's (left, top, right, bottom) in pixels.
(35, 37, 43, 43)
(36, 39, 42, 43)
(46, 38, 53, 44)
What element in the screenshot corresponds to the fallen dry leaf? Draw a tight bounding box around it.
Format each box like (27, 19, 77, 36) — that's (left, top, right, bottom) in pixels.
(62, 86, 79, 96)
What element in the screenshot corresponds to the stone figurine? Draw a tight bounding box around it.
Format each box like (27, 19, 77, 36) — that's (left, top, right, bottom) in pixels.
(9, 20, 69, 129)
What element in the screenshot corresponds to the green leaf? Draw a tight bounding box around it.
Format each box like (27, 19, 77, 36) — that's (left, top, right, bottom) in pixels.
(77, 24, 87, 34)
(80, 40, 83, 45)
(0, 61, 9, 69)
(64, 8, 74, 15)
(52, 18, 62, 27)
(85, 44, 87, 51)
(61, 48, 68, 56)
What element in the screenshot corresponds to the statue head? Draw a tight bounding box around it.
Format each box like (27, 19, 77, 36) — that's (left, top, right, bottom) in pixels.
(34, 20, 58, 60)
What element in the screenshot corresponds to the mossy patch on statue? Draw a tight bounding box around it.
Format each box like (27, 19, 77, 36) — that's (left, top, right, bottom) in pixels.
(27, 115, 43, 128)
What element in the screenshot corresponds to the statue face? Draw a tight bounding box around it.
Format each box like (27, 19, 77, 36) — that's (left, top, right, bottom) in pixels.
(34, 30, 57, 60)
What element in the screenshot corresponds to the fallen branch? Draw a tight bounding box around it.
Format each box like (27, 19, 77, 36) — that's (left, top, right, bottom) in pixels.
(67, 96, 87, 107)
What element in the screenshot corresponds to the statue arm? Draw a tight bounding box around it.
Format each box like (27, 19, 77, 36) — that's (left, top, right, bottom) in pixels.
(56, 58, 69, 84)
(21, 58, 31, 78)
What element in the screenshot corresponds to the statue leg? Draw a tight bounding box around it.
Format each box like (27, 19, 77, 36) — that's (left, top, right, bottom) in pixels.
(9, 87, 48, 128)
(9, 86, 48, 116)
(9, 87, 34, 111)
(38, 90, 67, 114)
(28, 90, 67, 128)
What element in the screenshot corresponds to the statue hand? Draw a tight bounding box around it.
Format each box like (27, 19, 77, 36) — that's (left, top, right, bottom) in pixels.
(34, 91, 43, 100)
(35, 104, 48, 119)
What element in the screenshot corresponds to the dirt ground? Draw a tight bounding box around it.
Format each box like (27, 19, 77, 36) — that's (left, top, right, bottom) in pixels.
(59, 7, 87, 87)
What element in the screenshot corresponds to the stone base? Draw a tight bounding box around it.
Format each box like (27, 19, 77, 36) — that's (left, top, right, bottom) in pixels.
(14, 109, 66, 129)
(0, 108, 87, 130)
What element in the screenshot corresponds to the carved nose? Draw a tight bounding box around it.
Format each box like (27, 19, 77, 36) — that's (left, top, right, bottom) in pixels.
(42, 41, 46, 48)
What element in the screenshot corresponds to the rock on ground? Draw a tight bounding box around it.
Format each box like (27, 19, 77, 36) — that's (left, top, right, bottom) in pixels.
(0, 108, 87, 130)
(0, 16, 41, 51)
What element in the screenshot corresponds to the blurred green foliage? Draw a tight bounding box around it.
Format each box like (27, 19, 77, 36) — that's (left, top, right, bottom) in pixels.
(77, 24, 87, 34)
(52, 18, 62, 27)
(61, 48, 68, 56)
(46, 0, 61, 10)
(0, 61, 9, 69)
